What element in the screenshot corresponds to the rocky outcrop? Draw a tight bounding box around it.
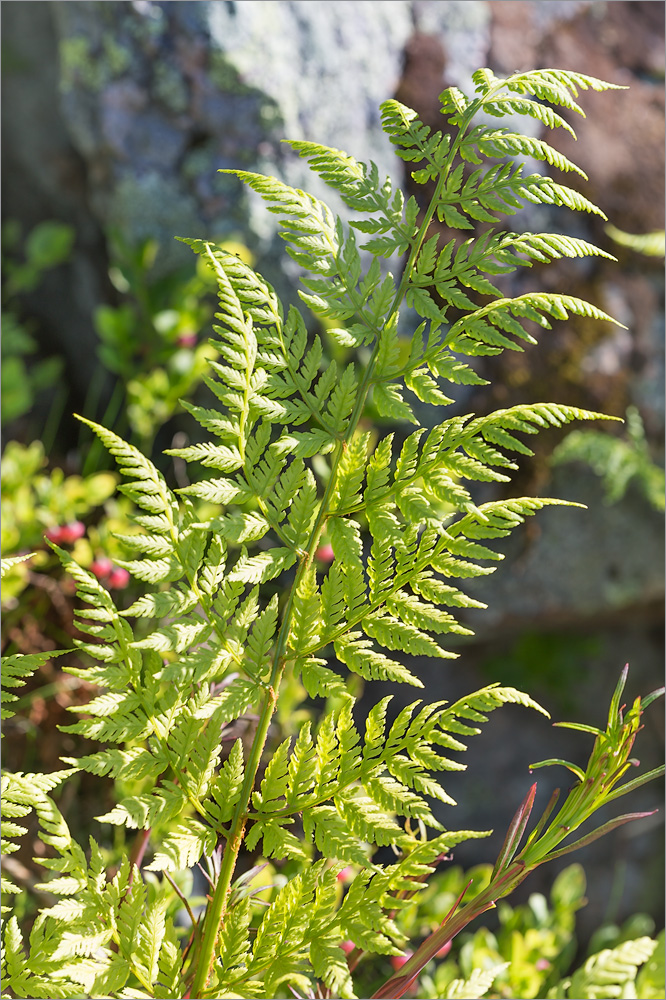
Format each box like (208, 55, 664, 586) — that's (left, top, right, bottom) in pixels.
(4, 2, 662, 400)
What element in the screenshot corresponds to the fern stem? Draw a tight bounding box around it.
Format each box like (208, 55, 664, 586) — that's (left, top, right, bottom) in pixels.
(189, 678, 281, 996)
(189, 812, 249, 995)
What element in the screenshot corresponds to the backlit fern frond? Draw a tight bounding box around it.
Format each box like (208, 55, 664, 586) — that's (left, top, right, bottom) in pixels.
(4, 64, 657, 1000)
(1, 648, 68, 723)
(551, 405, 665, 510)
(556, 936, 658, 999)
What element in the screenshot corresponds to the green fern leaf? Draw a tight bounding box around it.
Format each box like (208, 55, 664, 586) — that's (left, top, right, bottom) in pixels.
(244, 595, 279, 679)
(253, 736, 291, 813)
(335, 633, 423, 688)
(336, 790, 409, 849)
(76, 416, 177, 522)
(62, 745, 166, 782)
(131, 620, 212, 654)
(567, 937, 657, 999)
(206, 738, 245, 827)
(445, 963, 510, 998)
(386, 590, 473, 637)
(2, 649, 68, 721)
(301, 657, 345, 697)
(145, 821, 217, 872)
(303, 805, 375, 867)
(361, 611, 452, 659)
(193, 676, 261, 724)
(95, 782, 185, 829)
(289, 565, 322, 659)
(635, 929, 665, 1000)
(440, 684, 549, 740)
(229, 545, 297, 584)
(120, 587, 198, 619)
(1, 552, 36, 577)
(178, 475, 252, 506)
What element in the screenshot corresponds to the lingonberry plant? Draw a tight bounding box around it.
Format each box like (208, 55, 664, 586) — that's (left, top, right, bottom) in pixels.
(2, 68, 663, 1000)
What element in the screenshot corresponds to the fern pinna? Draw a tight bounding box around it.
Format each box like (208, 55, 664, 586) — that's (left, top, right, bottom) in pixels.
(2, 68, 663, 1000)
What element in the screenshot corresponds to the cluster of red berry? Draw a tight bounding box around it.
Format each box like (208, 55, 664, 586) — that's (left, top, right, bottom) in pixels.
(90, 558, 130, 590)
(44, 521, 86, 545)
(44, 522, 130, 589)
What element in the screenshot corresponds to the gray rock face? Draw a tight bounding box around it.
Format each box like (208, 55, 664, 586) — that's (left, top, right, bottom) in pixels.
(2, 0, 489, 380)
(46, 1, 489, 277)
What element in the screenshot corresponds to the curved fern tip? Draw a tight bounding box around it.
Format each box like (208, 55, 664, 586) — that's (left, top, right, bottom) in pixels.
(73, 412, 98, 432)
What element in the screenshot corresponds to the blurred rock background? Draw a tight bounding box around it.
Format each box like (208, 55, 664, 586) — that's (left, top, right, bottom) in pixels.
(2, 0, 663, 941)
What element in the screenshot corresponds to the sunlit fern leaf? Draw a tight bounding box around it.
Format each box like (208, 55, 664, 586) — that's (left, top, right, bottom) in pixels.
(439, 685, 549, 741)
(551, 406, 665, 511)
(565, 937, 657, 1000)
(1, 649, 68, 722)
(2, 65, 643, 1000)
(1, 916, 87, 1000)
(205, 738, 245, 828)
(144, 821, 217, 872)
(75, 417, 178, 523)
(0, 552, 35, 577)
(335, 633, 423, 688)
(444, 963, 510, 999)
(290, 564, 322, 658)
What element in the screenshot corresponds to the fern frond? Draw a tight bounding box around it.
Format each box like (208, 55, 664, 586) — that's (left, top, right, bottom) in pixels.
(287, 139, 418, 260)
(1, 552, 35, 576)
(95, 781, 185, 829)
(222, 170, 340, 280)
(145, 821, 217, 872)
(440, 685, 549, 741)
(2, 916, 86, 1000)
(447, 294, 619, 356)
(475, 129, 588, 178)
(3, 67, 646, 1000)
(1, 649, 68, 721)
(551, 406, 665, 510)
(565, 936, 657, 999)
(381, 100, 453, 173)
(465, 402, 620, 462)
(444, 963, 510, 999)
(335, 633, 423, 688)
(471, 66, 626, 116)
(75, 416, 178, 524)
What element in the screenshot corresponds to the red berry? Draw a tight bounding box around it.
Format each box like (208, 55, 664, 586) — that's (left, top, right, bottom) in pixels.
(337, 866, 354, 882)
(45, 526, 64, 543)
(59, 521, 86, 544)
(340, 940, 355, 955)
(315, 543, 335, 563)
(90, 558, 113, 579)
(176, 331, 197, 348)
(390, 952, 413, 971)
(107, 567, 130, 589)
